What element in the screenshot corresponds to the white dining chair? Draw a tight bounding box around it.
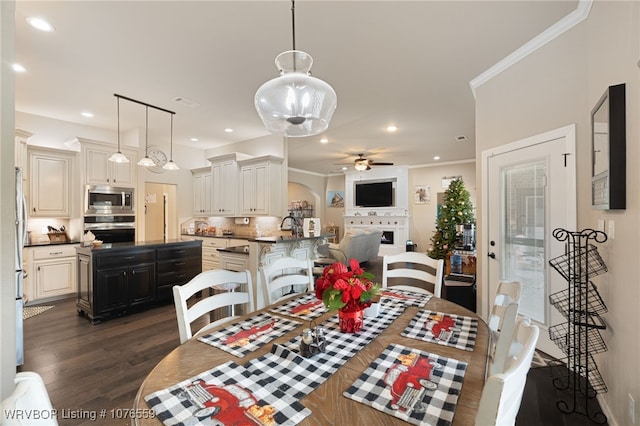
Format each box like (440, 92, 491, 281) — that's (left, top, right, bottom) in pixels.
(259, 257, 314, 305)
(173, 269, 254, 344)
(488, 280, 522, 375)
(476, 317, 540, 426)
(382, 252, 445, 297)
(1, 371, 57, 425)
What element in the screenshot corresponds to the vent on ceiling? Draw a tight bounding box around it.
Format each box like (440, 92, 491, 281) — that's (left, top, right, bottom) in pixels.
(173, 97, 200, 108)
(455, 135, 468, 142)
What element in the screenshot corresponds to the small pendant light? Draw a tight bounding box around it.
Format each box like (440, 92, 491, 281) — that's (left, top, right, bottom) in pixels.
(137, 106, 155, 167)
(108, 96, 130, 163)
(163, 114, 179, 170)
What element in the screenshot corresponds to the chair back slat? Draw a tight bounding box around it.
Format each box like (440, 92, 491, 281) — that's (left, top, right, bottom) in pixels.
(173, 269, 254, 344)
(382, 252, 444, 297)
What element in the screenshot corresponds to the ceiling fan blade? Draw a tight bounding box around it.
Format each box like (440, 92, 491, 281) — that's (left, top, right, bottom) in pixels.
(369, 161, 394, 166)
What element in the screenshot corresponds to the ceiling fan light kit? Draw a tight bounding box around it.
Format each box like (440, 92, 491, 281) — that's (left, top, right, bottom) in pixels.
(254, 0, 337, 137)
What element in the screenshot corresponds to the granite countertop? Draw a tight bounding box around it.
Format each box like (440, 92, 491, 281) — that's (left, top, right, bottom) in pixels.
(76, 239, 202, 252)
(250, 233, 333, 243)
(181, 233, 253, 240)
(25, 240, 82, 247)
(217, 245, 250, 255)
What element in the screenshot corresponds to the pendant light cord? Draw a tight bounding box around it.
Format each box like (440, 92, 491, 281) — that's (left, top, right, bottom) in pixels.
(291, 0, 297, 72)
(145, 106, 149, 154)
(291, 0, 296, 51)
(169, 114, 174, 161)
(116, 97, 121, 153)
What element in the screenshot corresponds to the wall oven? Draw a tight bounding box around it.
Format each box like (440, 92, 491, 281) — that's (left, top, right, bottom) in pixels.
(84, 215, 136, 243)
(85, 185, 134, 215)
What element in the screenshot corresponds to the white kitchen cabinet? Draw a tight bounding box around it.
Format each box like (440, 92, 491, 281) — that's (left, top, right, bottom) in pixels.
(26, 244, 78, 303)
(82, 141, 137, 186)
(28, 147, 75, 218)
(219, 251, 249, 272)
(192, 167, 213, 216)
(189, 236, 249, 271)
(209, 153, 250, 216)
(238, 156, 284, 216)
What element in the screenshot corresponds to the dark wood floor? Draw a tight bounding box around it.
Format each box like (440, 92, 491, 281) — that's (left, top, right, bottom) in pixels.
(22, 290, 606, 425)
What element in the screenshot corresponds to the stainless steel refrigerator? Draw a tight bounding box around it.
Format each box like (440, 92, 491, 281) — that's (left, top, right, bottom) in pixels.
(15, 167, 27, 366)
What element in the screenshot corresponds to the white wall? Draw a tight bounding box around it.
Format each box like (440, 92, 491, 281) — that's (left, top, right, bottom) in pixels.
(475, 1, 639, 423)
(0, 0, 16, 398)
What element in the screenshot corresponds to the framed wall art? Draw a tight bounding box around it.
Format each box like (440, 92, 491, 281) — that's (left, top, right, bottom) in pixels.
(591, 83, 626, 210)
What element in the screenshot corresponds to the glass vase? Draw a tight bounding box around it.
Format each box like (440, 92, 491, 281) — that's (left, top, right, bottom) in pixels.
(338, 307, 364, 333)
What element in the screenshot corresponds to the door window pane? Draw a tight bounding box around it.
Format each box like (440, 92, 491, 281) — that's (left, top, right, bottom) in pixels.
(502, 162, 546, 323)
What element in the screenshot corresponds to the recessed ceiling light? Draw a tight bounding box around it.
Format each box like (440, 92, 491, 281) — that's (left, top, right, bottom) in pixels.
(12, 64, 26, 73)
(81, 112, 94, 118)
(190, 138, 199, 142)
(433, 156, 440, 160)
(27, 17, 54, 32)
(341, 166, 348, 171)
(320, 138, 328, 144)
(386, 125, 398, 132)
(224, 128, 234, 133)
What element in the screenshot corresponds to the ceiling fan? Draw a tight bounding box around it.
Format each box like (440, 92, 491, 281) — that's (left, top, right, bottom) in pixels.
(350, 153, 394, 171)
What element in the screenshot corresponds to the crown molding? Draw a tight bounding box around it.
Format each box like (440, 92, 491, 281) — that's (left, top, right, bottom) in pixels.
(469, 0, 593, 98)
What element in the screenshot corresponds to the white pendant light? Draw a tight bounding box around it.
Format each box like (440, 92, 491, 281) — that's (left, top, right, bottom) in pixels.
(255, 0, 336, 137)
(108, 96, 130, 163)
(137, 106, 155, 167)
(163, 114, 179, 170)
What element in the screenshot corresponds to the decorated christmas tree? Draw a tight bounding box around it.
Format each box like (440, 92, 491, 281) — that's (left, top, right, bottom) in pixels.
(427, 178, 475, 259)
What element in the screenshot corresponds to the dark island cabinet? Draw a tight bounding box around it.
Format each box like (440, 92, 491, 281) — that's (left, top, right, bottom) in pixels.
(156, 245, 201, 302)
(76, 240, 201, 323)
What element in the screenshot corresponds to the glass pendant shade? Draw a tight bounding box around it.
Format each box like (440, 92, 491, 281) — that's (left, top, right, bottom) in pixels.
(137, 156, 155, 167)
(163, 160, 179, 171)
(108, 151, 129, 163)
(255, 50, 336, 137)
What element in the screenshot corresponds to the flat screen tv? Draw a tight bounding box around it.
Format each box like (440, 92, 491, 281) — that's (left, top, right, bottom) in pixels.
(355, 181, 393, 207)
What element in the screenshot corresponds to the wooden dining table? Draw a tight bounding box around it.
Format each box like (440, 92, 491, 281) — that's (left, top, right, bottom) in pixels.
(133, 294, 489, 426)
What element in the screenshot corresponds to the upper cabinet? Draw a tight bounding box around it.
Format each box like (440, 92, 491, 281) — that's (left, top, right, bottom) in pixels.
(238, 156, 284, 216)
(192, 167, 213, 216)
(81, 140, 137, 187)
(209, 153, 250, 217)
(28, 147, 76, 217)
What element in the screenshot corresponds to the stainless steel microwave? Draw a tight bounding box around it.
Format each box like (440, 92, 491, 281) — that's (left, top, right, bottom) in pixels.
(85, 185, 134, 215)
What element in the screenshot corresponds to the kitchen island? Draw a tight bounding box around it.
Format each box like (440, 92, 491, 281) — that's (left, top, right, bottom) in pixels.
(76, 239, 202, 323)
(247, 233, 331, 309)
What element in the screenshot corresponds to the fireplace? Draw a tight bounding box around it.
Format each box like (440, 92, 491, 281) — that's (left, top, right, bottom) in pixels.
(381, 231, 394, 245)
(343, 216, 408, 256)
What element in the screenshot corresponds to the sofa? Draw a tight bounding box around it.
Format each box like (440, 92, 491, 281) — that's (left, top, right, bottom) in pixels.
(321, 229, 383, 265)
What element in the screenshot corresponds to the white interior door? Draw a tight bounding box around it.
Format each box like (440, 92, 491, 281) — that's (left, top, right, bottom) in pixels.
(483, 125, 576, 358)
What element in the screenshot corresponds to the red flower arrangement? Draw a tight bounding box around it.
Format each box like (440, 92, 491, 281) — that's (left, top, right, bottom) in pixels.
(315, 259, 380, 312)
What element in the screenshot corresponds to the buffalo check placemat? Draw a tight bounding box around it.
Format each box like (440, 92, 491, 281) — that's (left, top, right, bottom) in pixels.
(269, 292, 328, 321)
(197, 312, 301, 358)
(380, 288, 432, 308)
(402, 310, 479, 352)
(344, 343, 467, 426)
(144, 361, 311, 426)
(248, 303, 406, 399)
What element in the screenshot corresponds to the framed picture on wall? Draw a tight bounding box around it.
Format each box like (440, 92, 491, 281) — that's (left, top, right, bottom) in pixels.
(327, 191, 344, 208)
(414, 185, 430, 204)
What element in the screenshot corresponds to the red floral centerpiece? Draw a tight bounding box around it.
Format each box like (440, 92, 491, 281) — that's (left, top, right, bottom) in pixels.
(315, 259, 379, 333)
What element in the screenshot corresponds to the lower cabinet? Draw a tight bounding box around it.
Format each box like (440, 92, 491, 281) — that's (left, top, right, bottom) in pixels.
(76, 240, 201, 323)
(26, 244, 78, 303)
(156, 244, 201, 302)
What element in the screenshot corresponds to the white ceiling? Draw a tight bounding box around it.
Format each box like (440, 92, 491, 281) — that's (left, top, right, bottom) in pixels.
(14, 1, 577, 175)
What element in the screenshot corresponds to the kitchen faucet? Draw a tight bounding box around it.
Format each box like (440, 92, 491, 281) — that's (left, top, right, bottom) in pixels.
(280, 215, 298, 236)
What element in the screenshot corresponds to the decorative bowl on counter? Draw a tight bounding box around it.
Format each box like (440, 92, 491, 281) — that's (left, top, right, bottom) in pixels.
(92, 240, 103, 247)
